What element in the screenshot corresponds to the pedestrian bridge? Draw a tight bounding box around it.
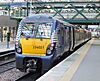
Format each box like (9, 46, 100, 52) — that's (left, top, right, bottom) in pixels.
(0, 1, 100, 24)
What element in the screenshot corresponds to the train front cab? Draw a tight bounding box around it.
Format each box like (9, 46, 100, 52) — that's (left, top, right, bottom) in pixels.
(15, 17, 56, 73)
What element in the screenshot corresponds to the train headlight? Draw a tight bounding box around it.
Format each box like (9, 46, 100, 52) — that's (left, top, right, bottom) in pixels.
(47, 49, 52, 55)
(16, 47, 22, 53)
(46, 43, 56, 55)
(15, 41, 22, 54)
(50, 46, 53, 50)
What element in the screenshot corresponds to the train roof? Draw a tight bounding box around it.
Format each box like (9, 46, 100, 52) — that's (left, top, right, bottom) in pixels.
(21, 14, 74, 27)
(55, 18, 74, 27)
(21, 14, 54, 23)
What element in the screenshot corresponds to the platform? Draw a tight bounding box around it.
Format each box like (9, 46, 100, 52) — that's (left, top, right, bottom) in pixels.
(0, 41, 15, 52)
(36, 38, 100, 81)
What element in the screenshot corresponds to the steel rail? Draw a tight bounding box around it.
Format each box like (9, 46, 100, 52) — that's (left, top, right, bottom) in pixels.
(0, 60, 15, 74)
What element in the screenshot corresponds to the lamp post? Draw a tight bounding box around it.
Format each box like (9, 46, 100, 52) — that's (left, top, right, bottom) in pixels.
(24, 0, 29, 16)
(29, 0, 33, 16)
(25, 0, 29, 16)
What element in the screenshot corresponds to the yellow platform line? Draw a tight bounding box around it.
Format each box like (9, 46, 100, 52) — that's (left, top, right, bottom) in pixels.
(60, 39, 94, 81)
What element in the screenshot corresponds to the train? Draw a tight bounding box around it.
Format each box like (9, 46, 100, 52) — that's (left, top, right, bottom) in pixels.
(15, 14, 91, 73)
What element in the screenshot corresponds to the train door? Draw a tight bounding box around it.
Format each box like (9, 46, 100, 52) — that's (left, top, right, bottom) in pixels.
(74, 27, 80, 47)
(56, 24, 65, 56)
(68, 27, 72, 51)
(61, 27, 66, 53)
(64, 26, 70, 52)
(66, 26, 75, 51)
(70, 27, 75, 51)
(72, 27, 75, 49)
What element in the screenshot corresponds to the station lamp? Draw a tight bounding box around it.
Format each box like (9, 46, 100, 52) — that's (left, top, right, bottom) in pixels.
(47, 5, 51, 9)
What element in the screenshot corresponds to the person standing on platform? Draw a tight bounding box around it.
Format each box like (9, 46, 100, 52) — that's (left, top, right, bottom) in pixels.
(6, 32, 10, 48)
(0, 32, 1, 42)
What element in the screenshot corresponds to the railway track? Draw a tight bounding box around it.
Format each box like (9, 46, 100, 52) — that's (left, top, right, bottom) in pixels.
(0, 50, 15, 60)
(0, 59, 15, 74)
(0, 50, 15, 74)
(0, 50, 15, 63)
(15, 72, 41, 81)
(0, 50, 15, 55)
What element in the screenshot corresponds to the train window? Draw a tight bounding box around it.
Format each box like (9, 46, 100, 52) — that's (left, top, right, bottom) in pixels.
(20, 22, 52, 38)
(37, 23, 52, 38)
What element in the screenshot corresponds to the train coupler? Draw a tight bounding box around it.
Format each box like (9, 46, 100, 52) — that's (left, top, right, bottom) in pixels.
(26, 59, 38, 72)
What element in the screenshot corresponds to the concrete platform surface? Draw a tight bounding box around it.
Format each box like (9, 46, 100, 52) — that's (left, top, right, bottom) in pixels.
(70, 39, 100, 81)
(0, 41, 15, 52)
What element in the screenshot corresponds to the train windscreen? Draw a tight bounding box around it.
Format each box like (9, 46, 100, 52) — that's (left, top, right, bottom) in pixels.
(20, 22, 52, 38)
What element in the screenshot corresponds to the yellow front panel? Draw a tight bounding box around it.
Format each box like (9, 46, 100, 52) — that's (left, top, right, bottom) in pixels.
(20, 38, 50, 56)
